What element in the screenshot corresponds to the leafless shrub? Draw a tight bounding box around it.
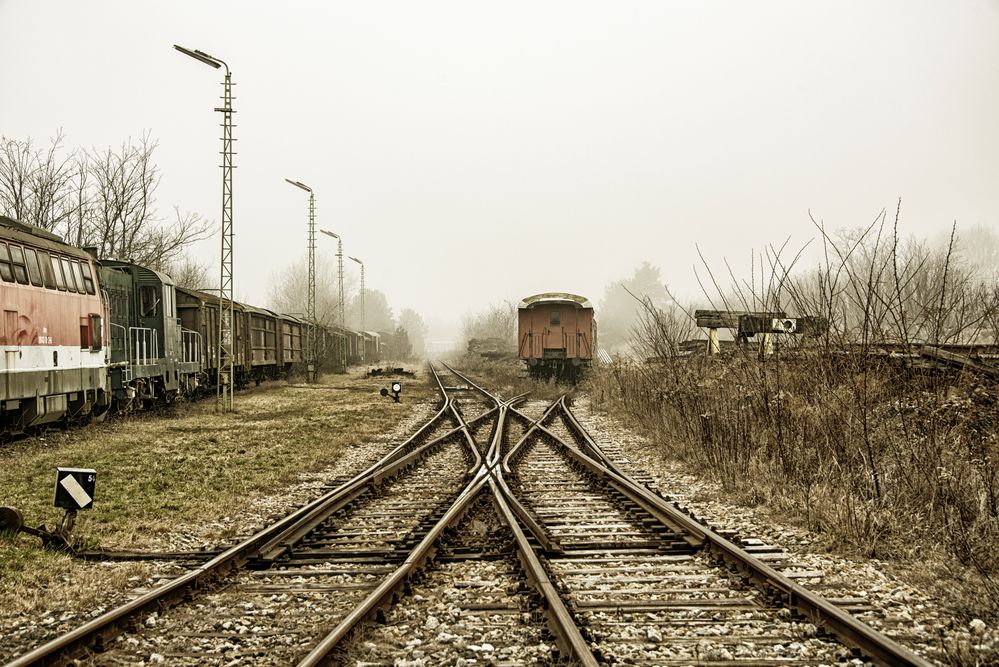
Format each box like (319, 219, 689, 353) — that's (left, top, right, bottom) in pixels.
(593, 202, 999, 619)
(460, 301, 517, 351)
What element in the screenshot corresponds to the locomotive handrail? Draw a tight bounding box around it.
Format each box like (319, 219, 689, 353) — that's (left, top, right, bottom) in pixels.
(181, 328, 202, 364)
(108, 322, 128, 364)
(128, 327, 158, 365)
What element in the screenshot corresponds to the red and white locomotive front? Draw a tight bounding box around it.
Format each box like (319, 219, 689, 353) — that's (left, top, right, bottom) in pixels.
(0, 217, 108, 434)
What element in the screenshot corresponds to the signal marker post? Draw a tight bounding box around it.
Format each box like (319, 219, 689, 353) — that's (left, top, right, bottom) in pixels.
(54, 467, 96, 540)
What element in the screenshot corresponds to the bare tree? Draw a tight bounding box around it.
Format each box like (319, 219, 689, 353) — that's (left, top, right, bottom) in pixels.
(0, 131, 76, 230)
(1, 131, 210, 270)
(267, 255, 360, 325)
(0, 136, 33, 221)
(164, 254, 215, 291)
(460, 301, 517, 349)
(398, 308, 429, 358)
(87, 134, 210, 268)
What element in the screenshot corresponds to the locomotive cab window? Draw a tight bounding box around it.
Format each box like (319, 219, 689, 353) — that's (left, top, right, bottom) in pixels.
(37, 250, 56, 288)
(140, 285, 158, 317)
(23, 248, 43, 286)
(61, 258, 79, 292)
(71, 261, 86, 296)
(0, 243, 13, 282)
(50, 255, 67, 290)
(80, 262, 96, 294)
(550, 310, 560, 326)
(9, 245, 29, 284)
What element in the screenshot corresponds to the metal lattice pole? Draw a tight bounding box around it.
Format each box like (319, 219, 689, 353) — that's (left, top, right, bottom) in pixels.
(218, 67, 235, 410)
(337, 238, 345, 372)
(307, 191, 316, 381)
(285, 179, 316, 382)
(349, 256, 364, 362)
(320, 229, 347, 373)
(173, 45, 235, 409)
(358, 263, 364, 359)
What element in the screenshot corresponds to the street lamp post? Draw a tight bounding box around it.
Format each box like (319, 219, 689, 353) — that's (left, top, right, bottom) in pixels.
(285, 179, 317, 382)
(348, 255, 364, 361)
(174, 44, 235, 412)
(320, 229, 346, 373)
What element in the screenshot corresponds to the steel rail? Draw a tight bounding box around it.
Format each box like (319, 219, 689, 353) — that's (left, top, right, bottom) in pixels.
(256, 419, 476, 563)
(254, 365, 468, 563)
(435, 365, 563, 554)
(484, 457, 597, 665)
(545, 396, 935, 667)
(299, 364, 589, 665)
(435, 365, 592, 660)
(296, 471, 491, 666)
(4, 363, 457, 667)
(292, 362, 501, 665)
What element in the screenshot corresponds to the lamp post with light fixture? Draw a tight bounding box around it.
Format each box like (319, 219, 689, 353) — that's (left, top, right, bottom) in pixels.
(320, 229, 346, 372)
(348, 255, 364, 361)
(173, 43, 234, 411)
(285, 179, 317, 382)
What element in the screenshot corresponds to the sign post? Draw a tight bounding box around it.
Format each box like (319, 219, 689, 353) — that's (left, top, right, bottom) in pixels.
(54, 467, 96, 540)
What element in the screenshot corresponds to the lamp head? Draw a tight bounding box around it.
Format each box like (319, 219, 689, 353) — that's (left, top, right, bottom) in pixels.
(174, 44, 222, 69)
(284, 178, 312, 193)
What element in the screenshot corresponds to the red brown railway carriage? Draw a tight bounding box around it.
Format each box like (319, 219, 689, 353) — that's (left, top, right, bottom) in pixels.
(246, 306, 279, 383)
(517, 292, 595, 382)
(175, 286, 255, 388)
(0, 216, 108, 434)
(278, 314, 305, 371)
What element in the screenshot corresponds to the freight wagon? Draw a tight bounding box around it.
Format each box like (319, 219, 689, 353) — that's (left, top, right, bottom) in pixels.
(517, 292, 595, 382)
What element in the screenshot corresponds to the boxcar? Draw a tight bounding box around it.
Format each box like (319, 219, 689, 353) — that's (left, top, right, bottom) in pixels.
(277, 314, 305, 372)
(0, 216, 108, 434)
(175, 287, 255, 388)
(517, 292, 595, 382)
(246, 306, 279, 383)
(361, 331, 380, 364)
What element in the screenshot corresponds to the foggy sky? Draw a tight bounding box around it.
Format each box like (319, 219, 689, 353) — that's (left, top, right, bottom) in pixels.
(2, 1, 997, 342)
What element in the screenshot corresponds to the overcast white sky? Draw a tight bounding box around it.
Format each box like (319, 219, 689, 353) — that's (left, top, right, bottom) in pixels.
(2, 1, 997, 340)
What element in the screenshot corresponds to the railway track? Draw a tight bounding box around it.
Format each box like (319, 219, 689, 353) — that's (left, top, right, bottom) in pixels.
(6, 365, 474, 666)
(5, 363, 938, 666)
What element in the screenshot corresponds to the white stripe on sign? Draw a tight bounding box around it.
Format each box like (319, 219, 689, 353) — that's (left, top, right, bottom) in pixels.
(60, 474, 93, 508)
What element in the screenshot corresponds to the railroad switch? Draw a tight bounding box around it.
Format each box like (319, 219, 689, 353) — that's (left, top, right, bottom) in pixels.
(0, 467, 96, 552)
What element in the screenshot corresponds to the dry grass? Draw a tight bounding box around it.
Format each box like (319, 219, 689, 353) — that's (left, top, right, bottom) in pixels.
(0, 367, 435, 623)
(586, 355, 999, 625)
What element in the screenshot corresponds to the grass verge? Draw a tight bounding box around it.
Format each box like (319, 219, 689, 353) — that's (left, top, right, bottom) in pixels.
(0, 366, 434, 629)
